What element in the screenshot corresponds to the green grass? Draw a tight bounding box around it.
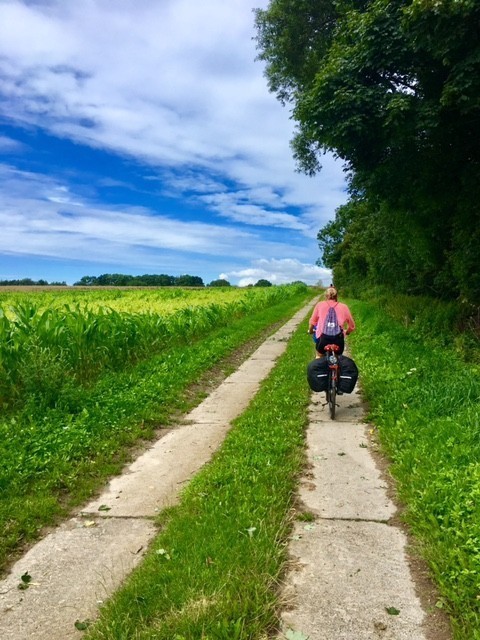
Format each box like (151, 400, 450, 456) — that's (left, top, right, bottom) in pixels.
(351, 286, 480, 361)
(84, 316, 314, 639)
(0, 290, 313, 572)
(348, 299, 480, 639)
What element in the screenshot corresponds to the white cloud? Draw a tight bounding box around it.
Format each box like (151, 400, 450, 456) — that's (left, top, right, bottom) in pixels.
(224, 258, 332, 287)
(197, 192, 310, 232)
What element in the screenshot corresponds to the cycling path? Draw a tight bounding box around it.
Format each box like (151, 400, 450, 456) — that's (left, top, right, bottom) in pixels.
(0, 300, 449, 639)
(277, 388, 451, 639)
(0, 301, 314, 640)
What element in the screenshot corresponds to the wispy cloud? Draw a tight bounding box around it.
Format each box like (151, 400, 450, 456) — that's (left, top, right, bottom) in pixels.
(0, 164, 309, 265)
(0, 134, 26, 152)
(223, 259, 331, 287)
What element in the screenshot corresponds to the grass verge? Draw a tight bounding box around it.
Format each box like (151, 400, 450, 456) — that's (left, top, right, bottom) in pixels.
(84, 316, 314, 639)
(348, 299, 480, 639)
(0, 292, 313, 573)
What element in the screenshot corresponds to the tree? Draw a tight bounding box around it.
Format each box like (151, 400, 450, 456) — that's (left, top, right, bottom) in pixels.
(254, 279, 273, 287)
(174, 275, 205, 287)
(255, 0, 480, 303)
(152, 274, 175, 286)
(73, 273, 205, 287)
(254, 0, 338, 105)
(93, 273, 133, 286)
(207, 279, 231, 287)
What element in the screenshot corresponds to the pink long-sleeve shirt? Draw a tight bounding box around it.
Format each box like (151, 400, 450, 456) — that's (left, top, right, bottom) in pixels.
(309, 301, 355, 338)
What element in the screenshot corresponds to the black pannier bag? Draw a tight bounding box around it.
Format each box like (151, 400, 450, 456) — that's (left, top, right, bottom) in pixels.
(338, 355, 359, 393)
(307, 357, 329, 392)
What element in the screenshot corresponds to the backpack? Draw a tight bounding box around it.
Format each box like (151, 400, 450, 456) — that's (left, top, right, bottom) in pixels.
(322, 303, 341, 336)
(306, 357, 329, 392)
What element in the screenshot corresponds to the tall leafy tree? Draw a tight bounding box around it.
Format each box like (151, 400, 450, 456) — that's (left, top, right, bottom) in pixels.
(255, 0, 480, 302)
(207, 279, 231, 287)
(174, 275, 205, 287)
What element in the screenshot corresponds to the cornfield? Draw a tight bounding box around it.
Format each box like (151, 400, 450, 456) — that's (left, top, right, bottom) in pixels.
(0, 284, 307, 410)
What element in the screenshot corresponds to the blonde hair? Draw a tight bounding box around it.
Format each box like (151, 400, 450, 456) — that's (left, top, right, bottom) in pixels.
(325, 286, 338, 301)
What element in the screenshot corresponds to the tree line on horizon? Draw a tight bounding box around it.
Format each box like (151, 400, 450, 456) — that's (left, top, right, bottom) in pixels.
(0, 274, 276, 288)
(74, 274, 274, 287)
(74, 273, 207, 287)
(0, 278, 67, 287)
(255, 0, 480, 305)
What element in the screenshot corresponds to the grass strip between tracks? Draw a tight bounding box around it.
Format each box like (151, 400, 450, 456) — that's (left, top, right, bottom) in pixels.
(85, 317, 314, 639)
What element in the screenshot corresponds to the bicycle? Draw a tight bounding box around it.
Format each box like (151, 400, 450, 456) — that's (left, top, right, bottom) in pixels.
(324, 343, 341, 419)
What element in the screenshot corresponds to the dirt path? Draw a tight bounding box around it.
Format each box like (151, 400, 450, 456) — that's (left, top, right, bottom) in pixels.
(277, 389, 451, 640)
(0, 302, 313, 640)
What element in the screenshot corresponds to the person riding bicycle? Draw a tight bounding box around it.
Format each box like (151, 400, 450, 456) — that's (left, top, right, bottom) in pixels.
(308, 286, 355, 357)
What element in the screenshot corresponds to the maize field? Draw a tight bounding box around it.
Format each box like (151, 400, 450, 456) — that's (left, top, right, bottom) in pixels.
(0, 283, 311, 569)
(0, 284, 306, 411)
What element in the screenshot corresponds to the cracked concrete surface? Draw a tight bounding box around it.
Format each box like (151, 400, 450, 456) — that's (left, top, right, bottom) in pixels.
(278, 391, 433, 640)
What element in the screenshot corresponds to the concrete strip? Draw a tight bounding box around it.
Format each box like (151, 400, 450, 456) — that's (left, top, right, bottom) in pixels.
(308, 388, 365, 424)
(0, 299, 315, 640)
(0, 518, 156, 640)
(278, 384, 429, 640)
(300, 420, 395, 522)
(187, 381, 264, 423)
(82, 421, 232, 517)
(281, 520, 426, 640)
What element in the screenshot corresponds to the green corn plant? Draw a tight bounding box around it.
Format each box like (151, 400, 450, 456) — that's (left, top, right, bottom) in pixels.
(0, 284, 309, 412)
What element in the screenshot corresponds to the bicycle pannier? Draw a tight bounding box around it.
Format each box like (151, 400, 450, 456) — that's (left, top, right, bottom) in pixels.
(337, 355, 359, 393)
(307, 357, 329, 392)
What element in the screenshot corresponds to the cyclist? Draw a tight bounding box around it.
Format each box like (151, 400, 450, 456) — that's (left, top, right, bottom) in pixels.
(308, 286, 355, 357)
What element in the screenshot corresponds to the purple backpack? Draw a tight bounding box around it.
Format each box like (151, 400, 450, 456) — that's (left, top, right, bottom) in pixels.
(322, 303, 341, 336)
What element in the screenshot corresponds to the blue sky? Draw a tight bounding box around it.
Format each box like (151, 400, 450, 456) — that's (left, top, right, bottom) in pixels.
(0, 0, 348, 286)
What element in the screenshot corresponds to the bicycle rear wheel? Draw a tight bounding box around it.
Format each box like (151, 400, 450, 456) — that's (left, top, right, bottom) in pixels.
(328, 373, 336, 420)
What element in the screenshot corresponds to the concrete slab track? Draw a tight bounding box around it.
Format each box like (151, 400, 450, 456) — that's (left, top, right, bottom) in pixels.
(278, 391, 432, 640)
